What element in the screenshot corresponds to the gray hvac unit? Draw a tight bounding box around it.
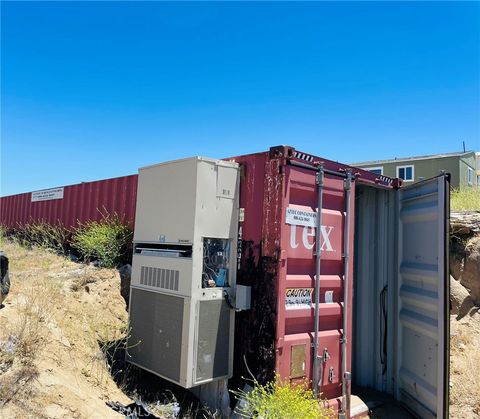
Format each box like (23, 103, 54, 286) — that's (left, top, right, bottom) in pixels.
(127, 157, 240, 388)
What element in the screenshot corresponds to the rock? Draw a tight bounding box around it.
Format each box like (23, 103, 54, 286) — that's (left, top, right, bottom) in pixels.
(458, 237, 480, 304)
(451, 212, 480, 235)
(0, 252, 10, 305)
(118, 264, 132, 307)
(450, 275, 474, 316)
(450, 237, 466, 282)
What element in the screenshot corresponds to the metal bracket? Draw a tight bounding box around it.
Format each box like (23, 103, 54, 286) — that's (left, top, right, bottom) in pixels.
(322, 348, 330, 363)
(343, 169, 352, 191)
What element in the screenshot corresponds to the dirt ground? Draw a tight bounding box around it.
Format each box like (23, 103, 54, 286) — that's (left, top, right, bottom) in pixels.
(450, 308, 480, 419)
(0, 241, 479, 418)
(0, 241, 132, 418)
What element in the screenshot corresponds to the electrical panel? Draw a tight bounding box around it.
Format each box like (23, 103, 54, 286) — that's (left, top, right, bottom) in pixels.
(127, 157, 240, 388)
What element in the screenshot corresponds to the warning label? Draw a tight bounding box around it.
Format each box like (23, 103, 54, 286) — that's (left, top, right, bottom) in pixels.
(285, 207, 317, 227)
(285, 288, 313, 309)
(31, 187, 64, 202)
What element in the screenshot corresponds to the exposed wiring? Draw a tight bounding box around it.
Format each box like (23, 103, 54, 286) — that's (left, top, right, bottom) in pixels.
(203, 238, 230, 287)
(243, 354, 257, 382)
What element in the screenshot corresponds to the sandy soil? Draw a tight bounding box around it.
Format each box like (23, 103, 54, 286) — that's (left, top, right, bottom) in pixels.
(0, 242, 130, 418)
(450, 308, 480, 419)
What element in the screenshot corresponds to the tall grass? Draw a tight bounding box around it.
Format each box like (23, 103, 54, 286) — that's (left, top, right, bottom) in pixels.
(12, 220, 71, 255)
(3, 212, 132, 269)
(451, 187, 480, 212)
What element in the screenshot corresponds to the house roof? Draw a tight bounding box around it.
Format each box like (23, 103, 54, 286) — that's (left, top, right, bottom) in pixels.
(351, 150, 476, 167)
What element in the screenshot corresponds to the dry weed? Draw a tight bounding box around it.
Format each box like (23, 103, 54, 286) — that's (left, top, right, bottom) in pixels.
(70, 274, 97, 292)
(450, 312, 480, 417)
(0, 282, 52, 406)
(1, 240, 130, 417)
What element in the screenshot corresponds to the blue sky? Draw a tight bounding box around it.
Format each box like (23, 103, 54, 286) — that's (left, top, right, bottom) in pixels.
(1, 1, 479, 196)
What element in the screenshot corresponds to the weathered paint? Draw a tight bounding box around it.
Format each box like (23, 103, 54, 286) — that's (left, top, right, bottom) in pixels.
(0, 175, 138, 230)
(231, 146, 395, 414)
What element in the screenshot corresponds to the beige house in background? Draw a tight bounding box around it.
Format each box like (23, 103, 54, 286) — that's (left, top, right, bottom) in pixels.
(351, 151, 478, 188)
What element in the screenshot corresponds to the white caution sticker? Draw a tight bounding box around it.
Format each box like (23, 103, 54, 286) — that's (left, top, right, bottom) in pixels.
(285, 288, 313, 309)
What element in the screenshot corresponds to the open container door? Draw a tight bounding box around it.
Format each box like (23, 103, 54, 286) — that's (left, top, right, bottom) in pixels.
(396, 174, 450, 418)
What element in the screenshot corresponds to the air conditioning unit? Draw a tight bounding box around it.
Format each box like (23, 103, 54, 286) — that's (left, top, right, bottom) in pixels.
(126, 157, 240, 388)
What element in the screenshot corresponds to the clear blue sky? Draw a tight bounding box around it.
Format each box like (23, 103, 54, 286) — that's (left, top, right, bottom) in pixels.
(1, 1, 479, 196)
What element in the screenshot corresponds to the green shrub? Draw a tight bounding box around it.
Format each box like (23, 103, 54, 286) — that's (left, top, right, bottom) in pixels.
(451, 187, 480, 212)
(71, 214, 132, 268)
(13, 221, 70, 255)
(231, 378, 335, 419)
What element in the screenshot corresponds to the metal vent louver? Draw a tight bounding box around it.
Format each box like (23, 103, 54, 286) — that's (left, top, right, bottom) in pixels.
(294, 151, 315, 162)
(140, 266, 179, 291)
(377, 174, 394, 185)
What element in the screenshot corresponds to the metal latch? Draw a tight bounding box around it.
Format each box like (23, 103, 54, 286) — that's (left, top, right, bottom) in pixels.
(322, 348, 330, 363)
(315, 164, 324, 186)
(328, 367, 335, 383)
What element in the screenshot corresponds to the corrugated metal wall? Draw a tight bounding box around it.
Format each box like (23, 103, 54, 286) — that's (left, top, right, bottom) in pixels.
(0, 175, 138, 230)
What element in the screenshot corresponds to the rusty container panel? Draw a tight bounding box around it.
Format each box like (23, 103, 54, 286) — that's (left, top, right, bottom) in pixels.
(231, 146, 391, 413)
(0, 175, 138, 230)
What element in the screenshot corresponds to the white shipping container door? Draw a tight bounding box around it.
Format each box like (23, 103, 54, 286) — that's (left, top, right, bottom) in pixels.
(396, 175, 449, 418)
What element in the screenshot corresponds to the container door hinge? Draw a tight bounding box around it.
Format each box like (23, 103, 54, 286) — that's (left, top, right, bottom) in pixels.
(315, 163, 324, 186)
(343, 169, 352, 191)
(328, 367, 335, 383)
(322, 348, 330, 363)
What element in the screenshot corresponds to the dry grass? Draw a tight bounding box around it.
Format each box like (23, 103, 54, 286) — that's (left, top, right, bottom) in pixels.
(451, 187, 480, 212)
(450, 310, 480, 418)
(0, 247, 61, 408)
(0, 240, 130, 418)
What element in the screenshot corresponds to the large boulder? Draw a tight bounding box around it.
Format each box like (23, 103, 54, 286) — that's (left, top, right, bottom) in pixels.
(459, 236, 480, 304)
(450, 275, 474, 316)
(450, 241, 465, 284)
(450, 212, 480, 305)
(450, 212, 480, 235)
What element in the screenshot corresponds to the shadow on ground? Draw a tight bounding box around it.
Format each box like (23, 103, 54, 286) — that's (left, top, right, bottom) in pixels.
(354, 387, 417, 419)
(100, 338, 215, 418)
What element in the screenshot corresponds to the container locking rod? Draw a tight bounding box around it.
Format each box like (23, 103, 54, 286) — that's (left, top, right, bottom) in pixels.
(340, 169, 353, 417)
(313, 163, 324, 399)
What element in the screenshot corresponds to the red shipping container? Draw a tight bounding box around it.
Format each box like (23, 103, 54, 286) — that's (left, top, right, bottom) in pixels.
(0, 175, 138, 230)
(229, 146, 449, 418)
